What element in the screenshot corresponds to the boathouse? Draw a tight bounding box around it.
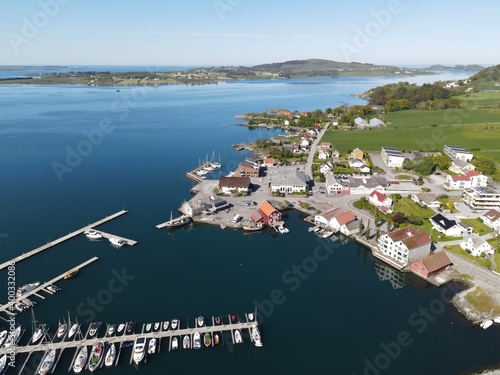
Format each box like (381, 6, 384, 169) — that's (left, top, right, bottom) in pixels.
(258, 200, 282, 225)
(410, 251, 452, 278)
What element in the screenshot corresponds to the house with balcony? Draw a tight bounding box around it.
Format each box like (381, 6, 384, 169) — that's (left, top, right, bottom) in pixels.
(377, 227, 432, 268)
(443, 145, 474, 162)
(462, 187, 500, 210)
(444, 170, 488, 190)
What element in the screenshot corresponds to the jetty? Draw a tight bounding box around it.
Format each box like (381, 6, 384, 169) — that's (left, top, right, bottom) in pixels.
(3, 312, 262, 373)
(94, 230, 137, 246)
(0, 210, 128, 271)
(0, 257, 99, 316)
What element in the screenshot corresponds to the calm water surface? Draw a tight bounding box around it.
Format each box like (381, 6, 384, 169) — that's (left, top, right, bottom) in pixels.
(1, 71, 497, 375)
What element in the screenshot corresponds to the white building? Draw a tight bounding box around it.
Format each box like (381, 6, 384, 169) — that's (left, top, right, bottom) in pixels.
(325, 173, 349, 195)
(348, 159, 370, 173)
(462, 187, 500, 210)
(269, 168, 308, 194)
(444, 170, 488, 190)
(482, 209, 500, 232)
(430, 214, 463, 237)
(318, 150, 330, 160)
(218, 176, 251, 195)
(443, 145, 474, 162)
(411, 192, 441, 208)
(369, 190, 393, 214)
(377, 227, 432, 268)
(381, 147, 405, 168)
(449, 159, 476, 175)
(460, 236, 494, 257)
(314, 207, 342, 227)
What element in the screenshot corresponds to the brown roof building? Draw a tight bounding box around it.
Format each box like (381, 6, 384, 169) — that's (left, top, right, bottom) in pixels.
(411, 251, 453, 278)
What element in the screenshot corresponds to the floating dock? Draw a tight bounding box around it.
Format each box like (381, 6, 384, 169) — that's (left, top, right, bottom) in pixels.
(0, 257, 99, 316)
(0, 210, 128, 271)
(186, 162, 217, 183)
(93, 230, 138, 246)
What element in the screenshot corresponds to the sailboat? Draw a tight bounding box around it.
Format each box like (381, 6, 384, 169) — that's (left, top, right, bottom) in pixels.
(165, 211, 191, 229)
(210, 151, 222, 169)
(30, 308, 45, 344)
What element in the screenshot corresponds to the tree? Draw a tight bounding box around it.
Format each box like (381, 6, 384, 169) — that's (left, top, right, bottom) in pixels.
(392, 212, 407, 227)
(433, 154, 452, 170)
(365, 220, 371, 240)
(376, 228, 381, 240)
(359, 219, 364, 233)
(473, 155, 497, 175)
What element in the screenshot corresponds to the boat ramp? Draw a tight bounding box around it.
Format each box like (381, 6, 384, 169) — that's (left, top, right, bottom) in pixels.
(5, 312, 262, 373)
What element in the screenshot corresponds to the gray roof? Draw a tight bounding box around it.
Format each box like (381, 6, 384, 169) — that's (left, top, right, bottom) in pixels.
(382, 147, 404, 157)
(369, 118, 386, 127)
(269, 168, 307, 187)
(348, 176, 388, 188)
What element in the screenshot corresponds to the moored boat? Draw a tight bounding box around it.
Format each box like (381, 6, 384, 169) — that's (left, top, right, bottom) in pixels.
(252, 326, 263, 347)
(248, 313, 254, 321)
(16, 281, 40, 297)
(182, 335, 190, 349)
(148, 338, 157, 354)
(107, 324, 116, 336)
(88, 341, 105, 372)
(57, 322, 68, 339)
(84, 229, 102, 239)
(73, 346, 88, 373)
(480, 320, 493, 329)
(32, 324, 46, 344)
(38, 348, 57, 375)
(154, 322, 160, 331)
(67, 323, 78, 340)
(214, 316, 221, 324)
(133, 337, 146, 365)
(0, 331, 7, 347)
(88, 322, 99, 337)
(214, 333, 220, 345)
(126, 321, 135, 334)
(145, 323, 152, 332)
(0, 354, 7, 374)
(197, 316, 204, 327)
(204, 332, 211, 347)
(4, 325, 21, 347)
(165, 212, 191, 229)
(109, 237, 126, 247)
(193, 332, 201, 349)
(242, 222, 264, 231)
(162, 321, 169, 331)
(172, 337, 178, 350)
(104, 343, 116, 367)
(171, 319, 179, 329)
(234, 329, 242, 344)
(117, 323, 125, 334)
(64, 269, 78, 279)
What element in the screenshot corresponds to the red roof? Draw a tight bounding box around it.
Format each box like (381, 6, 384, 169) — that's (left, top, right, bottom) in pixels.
(465, 170, 481, 177)
(369, 190, 389, 203)
(259, 200, 279, 217)
(334, 211, 356, 225)
(450, 175, 470, 181)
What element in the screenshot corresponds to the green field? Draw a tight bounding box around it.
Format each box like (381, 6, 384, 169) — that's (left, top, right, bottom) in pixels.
(384, 109, 500, 128)
(458, 92, 500, 109)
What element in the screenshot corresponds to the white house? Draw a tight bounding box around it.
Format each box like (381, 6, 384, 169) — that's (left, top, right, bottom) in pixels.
(444, 170, 488, 190)
(340, 220, 360, 236)
(443, 145, 474, 162)
(460, 236, 494, 257)
(320, 163, 332, 175)
(411, 192, 441, 208)
(325, 172, 349, 195)
(377, 227, 432, 268)
(369, 191, 393, 214)
(348, 176, 387, 195)
(330, 211, 357, 232)
(269, 168, 308, 194)
(348, 159, 371, 173)
(381, 147, 405, 168)
(314, 207, 342, 227)
(429, 214, 463, 237)
(449, 159, 475, 175)
(318, 150, 330, 160)
(218, 176, 251, 195)
(463, 187, 500, 210)
(483, 209, 500, 232)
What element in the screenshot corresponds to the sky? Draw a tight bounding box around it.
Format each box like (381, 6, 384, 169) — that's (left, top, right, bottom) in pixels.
(1, 0, 498, 67)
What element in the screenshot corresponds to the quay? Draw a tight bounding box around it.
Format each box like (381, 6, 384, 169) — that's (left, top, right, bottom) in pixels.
(0, 313, 261, 357)
(0, 209, 128, 271)
(186, 162, 216, 183)
(0, 257, 99, 316)
(94, 230, 137, 246)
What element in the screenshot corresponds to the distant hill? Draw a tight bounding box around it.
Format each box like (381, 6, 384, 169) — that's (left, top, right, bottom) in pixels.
(427, 64, 484, 71)
(469, 64, 500, 82)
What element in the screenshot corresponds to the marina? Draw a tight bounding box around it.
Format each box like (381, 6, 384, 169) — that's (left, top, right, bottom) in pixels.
(3, 312, 262, 373)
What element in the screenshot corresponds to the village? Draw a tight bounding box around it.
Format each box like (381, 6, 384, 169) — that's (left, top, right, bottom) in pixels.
(178, 114, 500, 325)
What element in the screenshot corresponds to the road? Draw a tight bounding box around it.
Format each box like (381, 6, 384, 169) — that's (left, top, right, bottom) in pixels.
(305, 123, 329, 179)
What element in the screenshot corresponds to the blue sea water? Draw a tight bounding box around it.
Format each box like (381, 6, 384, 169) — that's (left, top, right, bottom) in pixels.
(0, 71, 497, 375)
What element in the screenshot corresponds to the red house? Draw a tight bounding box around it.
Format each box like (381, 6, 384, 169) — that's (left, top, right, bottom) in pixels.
(258, 200, 282, 225)
(410, 251, 452, 278)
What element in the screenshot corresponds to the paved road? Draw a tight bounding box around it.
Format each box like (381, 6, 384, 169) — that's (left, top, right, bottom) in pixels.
(305, 123, 329, 179)
(445, 250, 500, 289)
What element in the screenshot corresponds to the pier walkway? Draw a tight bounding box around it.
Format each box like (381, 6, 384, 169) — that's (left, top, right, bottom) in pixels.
(0, 315, 260, 356)
(94, 230, 137, 246)
(0, 210, 128, 271)
(0, 257, 99, 316)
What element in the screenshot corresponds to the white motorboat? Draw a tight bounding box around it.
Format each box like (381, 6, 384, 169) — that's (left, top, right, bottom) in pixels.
(252, 327, 263, 347)
(38, 348, 57, 375)
(193, 332, 201, 349)
(84, 229, 102, 239)
(133, 337, 146, 365)
(148, 338, 157, 354)
(171, 319, 179, 329)
(88, 322, 99, 337)
(234, 329, 242, 344)
(117, 323, 125, 334)
(109, 237, 126, 247)
(0, 331, 7, 347)
(88, 341, 105, 372)
(322, 230, 334, 238)
(32, 324, 45, 344)
(197, 316, 204, 327)
(67, 323, 78, 340)
(248, 313, 254, 321)
(154, 322, 160, 331)
(183, 335, 190, 349)
(480, 320, 493, 329)
(73, 346, 88, 373)
(172, 337, 178, 350)
(16, 281, 40, 297)
(0, 354, 6, 374)
(105, 343, 116, 367)
(494, 317, 500, 324)
(57, 322, 67, 339)
(145, 323, 152, 332)
(107, 324, 116, 336)
(162, 321, 169, 331)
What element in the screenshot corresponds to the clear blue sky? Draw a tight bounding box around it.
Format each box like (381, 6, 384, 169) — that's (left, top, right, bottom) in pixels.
(1, 0, 498, 67)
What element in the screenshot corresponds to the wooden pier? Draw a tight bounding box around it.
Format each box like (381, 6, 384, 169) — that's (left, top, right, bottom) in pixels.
(0, 314, 261, 357)
(186, 162, 215, 183)
(93, 230, 138, 246)
(0, 210, 128, 271)
(0, 257, 99, 316)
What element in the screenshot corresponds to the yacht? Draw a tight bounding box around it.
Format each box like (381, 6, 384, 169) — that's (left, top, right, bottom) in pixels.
(32, 324, 46, 344)
(126, 321, 135, 334)
(145, 323, 152, 332)
(182, 335, 190, 349)
(234, 329, 242, 344)
(133, 337, 146, 365)
(162, 321, 169, 331)
(117, 323, 125, 334)
(84, 229, 102, 239)
(73, 346, 88, 373)
(193, 332, 201, 349)
(171, 319, 179, 329)
(67, 323, 78, 340)
(204, 332, 212, 347)
(64, 269, 78, 279)
(16, 281, 40, 297)
(107, 324, 116, 336)
(214, 333, 220, 345)
(56, 322, 68, 339)
(88, 322, 99, 337)
(154, 322, 160, 331)
(37, 349, 57, 375)
(197, 316, 204, 327)
(165, 213, 191, 229)
(248, 313, 254, 321)
(214, 316, 221, 325)
(109, 237, 126, 247)
(4, 325, 21, 347)
(148, 338, 157, 354)
(252, 326, 263, 347)
(172, 337, 178, 350)
(46, 285, 58, 293)
(104, 343, 116, 367)
(0, 354, 7, 374)
(0, 331, 7, 347)
(88, 341, 105, 372)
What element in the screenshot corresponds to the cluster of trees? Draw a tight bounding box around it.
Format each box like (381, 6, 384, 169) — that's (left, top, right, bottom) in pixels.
(473, 155, 497, 175)
(402, 157, 436, 175)
(368, 82, 461, 112)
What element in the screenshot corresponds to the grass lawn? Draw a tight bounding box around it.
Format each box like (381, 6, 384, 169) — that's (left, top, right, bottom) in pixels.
(461, 218, 494, 235)
(465, 287, 500, 315)
(458, 92, 500, 109)
(393, 197, 436, 219)
(446, 245, 491, 268)
(384, 109, 500, 128)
